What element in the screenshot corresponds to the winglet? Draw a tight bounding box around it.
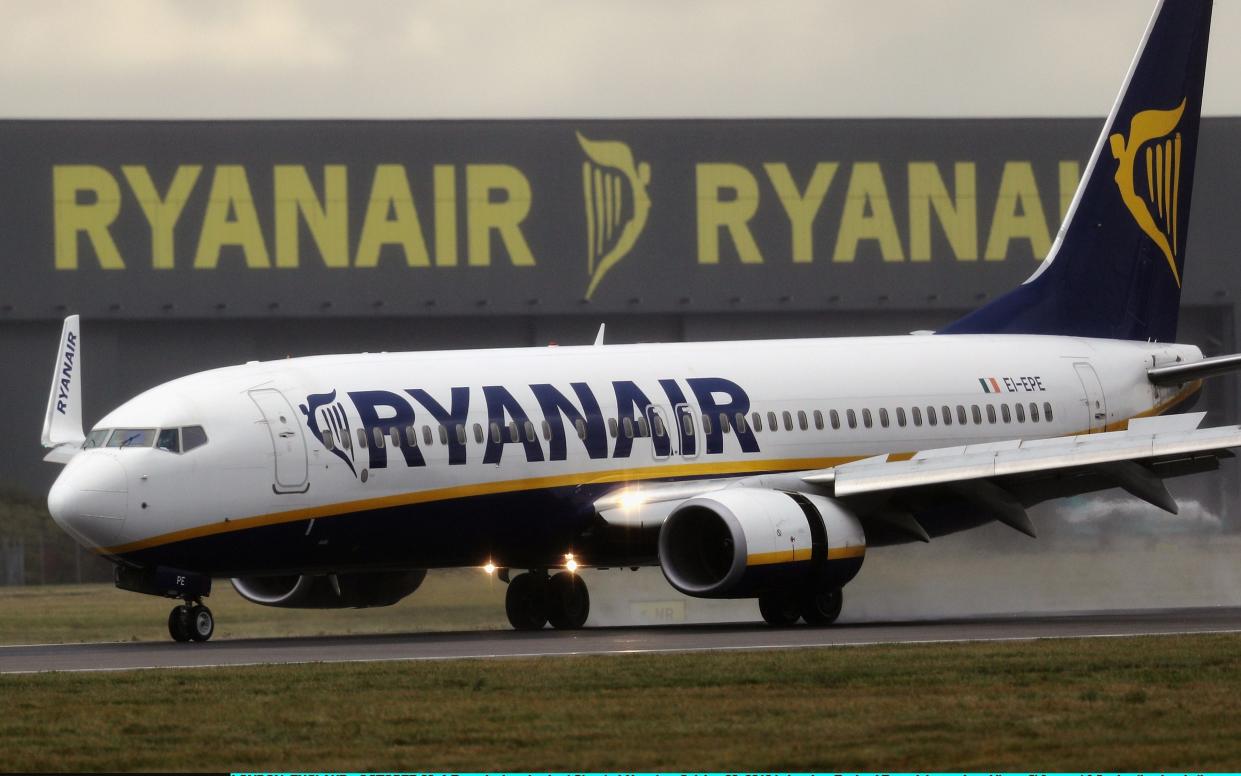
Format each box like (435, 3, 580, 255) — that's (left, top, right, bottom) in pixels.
(41, 315, 85, 451)
(594, 323, 606, 346)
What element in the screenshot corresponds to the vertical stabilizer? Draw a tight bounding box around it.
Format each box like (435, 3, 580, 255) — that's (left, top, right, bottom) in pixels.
(941, 0, 1212, 341)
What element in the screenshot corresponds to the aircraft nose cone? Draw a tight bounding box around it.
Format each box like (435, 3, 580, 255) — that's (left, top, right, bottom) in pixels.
(48, 454, 129, 550)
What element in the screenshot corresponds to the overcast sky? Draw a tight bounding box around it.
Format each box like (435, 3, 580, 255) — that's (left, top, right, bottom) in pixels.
(2, 0, 1238, 119)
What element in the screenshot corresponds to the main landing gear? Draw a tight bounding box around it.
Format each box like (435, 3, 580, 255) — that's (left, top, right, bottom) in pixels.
(167, 600, 215, 642)
(758, 585, 843, 627)
(504, 570, 590, 630)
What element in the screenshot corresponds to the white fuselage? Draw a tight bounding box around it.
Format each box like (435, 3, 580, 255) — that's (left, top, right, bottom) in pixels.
(47, 333, 1201, 573)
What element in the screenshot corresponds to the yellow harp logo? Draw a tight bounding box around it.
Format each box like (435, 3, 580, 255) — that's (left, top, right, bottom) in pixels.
(577, 132, 651, 299)
(1109, 98, 1187, 287)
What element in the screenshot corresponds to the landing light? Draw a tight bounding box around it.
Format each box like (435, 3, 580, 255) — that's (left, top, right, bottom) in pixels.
(483, 562, 496, 575)
(564, 553, 579, 573)
(618, 489, 646, 513)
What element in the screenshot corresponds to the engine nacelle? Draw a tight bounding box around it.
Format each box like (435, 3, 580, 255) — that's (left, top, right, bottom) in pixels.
(658, 488, 865, 598)
(230, 570, 427, 609)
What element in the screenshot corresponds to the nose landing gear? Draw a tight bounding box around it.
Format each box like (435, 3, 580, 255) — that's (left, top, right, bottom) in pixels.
(503, 570, 590, 630)
(168, 600, 215, 642)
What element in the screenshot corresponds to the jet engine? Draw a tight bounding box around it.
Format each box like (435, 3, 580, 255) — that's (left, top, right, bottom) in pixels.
(657, 488, 865, 598)
(230, 569, 427, 608)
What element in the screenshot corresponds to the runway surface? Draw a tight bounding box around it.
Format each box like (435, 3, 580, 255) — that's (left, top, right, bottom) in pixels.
(2, 606, 1239, 674)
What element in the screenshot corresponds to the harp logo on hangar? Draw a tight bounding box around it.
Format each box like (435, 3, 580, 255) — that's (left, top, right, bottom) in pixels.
(577, 132, 652, 299)
(1109, 97, 1187, 287)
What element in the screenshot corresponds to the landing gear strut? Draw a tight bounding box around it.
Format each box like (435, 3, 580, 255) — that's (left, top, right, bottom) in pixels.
(759, 586, 843, 627)
(504, 570, 590, 630)
(168, 600, 214, 642)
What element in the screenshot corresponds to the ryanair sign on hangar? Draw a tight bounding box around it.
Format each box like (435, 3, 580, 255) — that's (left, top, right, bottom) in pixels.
(0, 119, 1113, 318)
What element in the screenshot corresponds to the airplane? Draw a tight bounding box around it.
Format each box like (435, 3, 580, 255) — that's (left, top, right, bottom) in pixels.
(41, 0, 1238, 642)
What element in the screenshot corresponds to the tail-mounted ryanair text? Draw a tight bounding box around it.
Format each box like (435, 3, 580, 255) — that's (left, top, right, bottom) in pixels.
(52, 132, 1084, 299)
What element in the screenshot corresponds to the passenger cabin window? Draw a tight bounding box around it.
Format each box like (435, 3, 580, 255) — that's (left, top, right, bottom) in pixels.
(767, 411, 778, 431)
(637, 417, 650, 437)
(156, 428, 180, 453)
(971, 405, 982, 425)
(390, 428, 401, 447)
(541, 420, 552, 440)
(752, 412, 763, 432)
(702, 414, 713, 435)
(1001, 404, 1012, 423)
(717, 414, 730, 433)
(956, 405, 967, 425)
(733, 413, 747, 434)
(1030, 402, 1040, 422)
(681, 414, 695, 437)
(653, 415, 667, 437)
(879, 408, 889, 428)
(405, 426, 417, 447)
(356, 428, 369, 449)
(457, 425, 468, 445)
(813, 410, 824, 430)
(1015, 403, 1026, 423)
(986, 405, 997, 424)
(507, 422, 520, 442)
(373, 427, 385, 448)
(926, 406, 937, 426)
(623, 417, 635, 438)
(575, 418, 588, 440)
(862, 408, 873, 429)
(440, 425, 451, 445)
(846, 409, 857, 429)
(941, 405, 952, 426)
(912, 406, 923, 427)
(830, 410, 840, 430)
(1044, 402, 1054, 422)
(321, 430, 335, 451)
(782, 411, 794, 431)
(423, 425, 434, 446)
(523, 421, 536, 442)
(797, 410, 808, 431)
(474, 423, 484, 444)
(490, 423, 501, 444)
(608, 418, 618, 438)
(896, 407, 907, 427)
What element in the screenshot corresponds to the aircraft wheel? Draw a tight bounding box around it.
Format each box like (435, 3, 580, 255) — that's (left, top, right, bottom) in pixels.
(188, 604, 215, 642)
(546, 572, 589, 629)
(505, 572, 548, 630)
(168, 605, 193, 642)
(758, 590, 801, 626)
(800, 586, 843, 626)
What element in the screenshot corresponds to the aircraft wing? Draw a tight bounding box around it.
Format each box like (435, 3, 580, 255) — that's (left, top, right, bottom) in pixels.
(595, 412, 1240, 540)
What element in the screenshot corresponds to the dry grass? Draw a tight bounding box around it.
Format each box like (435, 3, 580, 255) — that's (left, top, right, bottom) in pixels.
(2, 633, 1239, 771)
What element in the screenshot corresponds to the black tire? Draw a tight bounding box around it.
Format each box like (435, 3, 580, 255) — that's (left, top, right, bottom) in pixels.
(168, 605, 192, 642)
(800, 586, 843, 626)
(189, 604, 215, 642)
(505, 572, 548, 630)
(758, 591, 801, 626)
(545, 572, 590, 629)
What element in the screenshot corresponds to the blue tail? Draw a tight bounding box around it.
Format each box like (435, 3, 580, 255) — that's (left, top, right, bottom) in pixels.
(941, 0, 1212, 342)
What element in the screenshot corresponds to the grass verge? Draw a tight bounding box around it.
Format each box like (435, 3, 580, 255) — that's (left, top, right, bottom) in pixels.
(2, 633, 1239, 771)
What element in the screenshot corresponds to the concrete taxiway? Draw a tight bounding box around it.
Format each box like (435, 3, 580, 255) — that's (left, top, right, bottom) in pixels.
(2, 607, 1238, 675)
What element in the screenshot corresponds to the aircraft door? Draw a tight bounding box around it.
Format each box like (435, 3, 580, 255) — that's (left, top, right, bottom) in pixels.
(673, 403, 698, 459)
(645, 404, 672, 461)
(249, 388, 310, 493)
(1073, 363, 1108, 433)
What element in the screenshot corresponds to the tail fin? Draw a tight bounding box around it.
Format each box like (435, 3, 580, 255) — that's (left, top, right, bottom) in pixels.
(941, 0, 1212, 342)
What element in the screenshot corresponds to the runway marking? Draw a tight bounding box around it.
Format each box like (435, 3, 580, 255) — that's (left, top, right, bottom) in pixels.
(3, 626, 1239, 676)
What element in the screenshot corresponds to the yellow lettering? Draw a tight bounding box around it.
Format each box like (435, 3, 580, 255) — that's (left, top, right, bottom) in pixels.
(434, 165, 458, 267)
(909, 162, 977, 261)
(355, 165, 430, 268)
(764, 162, 837, 263)
(193, 166, 271, 269)
(695, 163, 764, 264)
(984, 161, 1051, 261)
(1059, 160, 1081, 222)
(53, 165, 124, 270)
(466, 165, 535, 266)
(122, 165, 201, 270)
(274, 165, 348, 269)
(833, 163, 904, 262)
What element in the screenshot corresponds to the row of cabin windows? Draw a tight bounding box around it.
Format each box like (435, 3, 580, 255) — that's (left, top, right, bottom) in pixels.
(321, 400, 1057, 453)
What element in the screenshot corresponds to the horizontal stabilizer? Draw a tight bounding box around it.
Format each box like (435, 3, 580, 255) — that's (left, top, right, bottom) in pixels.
(1148, 353, 1241, 385)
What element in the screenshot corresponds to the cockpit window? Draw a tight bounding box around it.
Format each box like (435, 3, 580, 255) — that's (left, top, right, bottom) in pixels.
(156, 428, 180, 453)
(107, 428, 157, 448)
(181, 426, 208, 452)
(83, 429, 110, 449)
